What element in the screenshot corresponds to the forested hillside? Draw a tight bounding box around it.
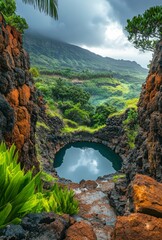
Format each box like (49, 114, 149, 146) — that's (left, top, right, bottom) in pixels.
(23, 32, 147, 75)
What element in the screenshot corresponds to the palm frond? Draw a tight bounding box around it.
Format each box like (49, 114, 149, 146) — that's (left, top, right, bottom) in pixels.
(22, 0, 58, 19)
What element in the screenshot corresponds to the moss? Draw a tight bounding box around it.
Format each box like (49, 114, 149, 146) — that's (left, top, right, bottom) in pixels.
(36, 121, 50, 130)
(61, 124, 105, 134)
(113, 174, 126, 183)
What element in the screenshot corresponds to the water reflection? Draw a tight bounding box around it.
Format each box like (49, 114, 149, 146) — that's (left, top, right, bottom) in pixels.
(54, 142, 122, 183)
(69, 149, 99, 174)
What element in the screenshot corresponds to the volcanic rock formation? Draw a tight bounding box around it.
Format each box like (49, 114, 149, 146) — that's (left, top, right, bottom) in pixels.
(127, 40, 162, 182)
(0, 14, 39, 171)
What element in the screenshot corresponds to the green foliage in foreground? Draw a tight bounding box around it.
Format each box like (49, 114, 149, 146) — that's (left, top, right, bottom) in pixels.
(0, 0, 28, 33)
(123, 109, 138, 149)
(0, 143, 79, 228)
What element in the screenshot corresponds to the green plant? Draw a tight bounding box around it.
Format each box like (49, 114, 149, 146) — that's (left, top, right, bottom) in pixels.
(125, 6, 162, 51)
(22, 0, 58, 19)
(29, 67, 40, 77)
(0, 143, 79, 228)
(0, 143, 42, 227)
(0, 0, 28, 32)
(123, 109, 138, 149)
(42, 184, 79, 215)
(113, 174, 126, 183)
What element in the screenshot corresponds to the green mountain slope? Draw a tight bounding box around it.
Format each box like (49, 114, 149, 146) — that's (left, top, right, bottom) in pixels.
(23, 32, 147, 76)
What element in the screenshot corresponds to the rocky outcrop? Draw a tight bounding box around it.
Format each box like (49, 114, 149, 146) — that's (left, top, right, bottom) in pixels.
(65, 221, 97, 240)
(0, 212, 71, 239)
(112, 174, 162, 239)
(127, 40, 162, 181)
(112, 213, 162, 240)
(36, 110, 131, 175)
(130, 174, 162, 217)
(0, 14, 39, 171)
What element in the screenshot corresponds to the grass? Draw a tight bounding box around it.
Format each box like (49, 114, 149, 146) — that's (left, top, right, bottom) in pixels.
(61, 124, 106, 134)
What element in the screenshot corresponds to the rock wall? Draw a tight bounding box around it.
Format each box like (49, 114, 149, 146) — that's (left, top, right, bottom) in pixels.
(36, 110, 131, 175)
(0, 14, 39, 171)
(127, 40, 162, 181)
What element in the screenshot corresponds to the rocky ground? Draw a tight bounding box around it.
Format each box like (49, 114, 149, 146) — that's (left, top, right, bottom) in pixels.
(1, 173, 162, 239)
(0, 174, 125, 240)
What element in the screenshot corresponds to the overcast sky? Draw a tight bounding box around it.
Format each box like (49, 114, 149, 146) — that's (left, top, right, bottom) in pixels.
(16, 0, 162, 68)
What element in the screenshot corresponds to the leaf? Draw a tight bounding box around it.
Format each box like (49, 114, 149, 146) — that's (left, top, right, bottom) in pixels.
(0, 203, 12, 226)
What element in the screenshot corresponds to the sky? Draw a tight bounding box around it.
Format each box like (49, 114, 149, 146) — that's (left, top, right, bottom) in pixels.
(16, 0, 162, 68)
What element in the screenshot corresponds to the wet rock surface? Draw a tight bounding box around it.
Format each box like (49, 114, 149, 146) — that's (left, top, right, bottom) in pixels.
(68, 177, 118, 240)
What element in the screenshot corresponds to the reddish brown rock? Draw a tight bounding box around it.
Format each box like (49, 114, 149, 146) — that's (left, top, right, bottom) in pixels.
(127, 40, 162, 182)
(131, 174, 162, 217)
(6, 88, 19, 106)
(112, 213, 162, 240)
(0, 13, 39, 171)
(65, 221, 97, 240)
(19, 84, 31, 106)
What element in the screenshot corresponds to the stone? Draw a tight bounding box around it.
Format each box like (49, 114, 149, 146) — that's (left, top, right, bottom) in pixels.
(0, 212, 70, 240)
(112, 213, 162, 240)
(130, 174, 162, 217)
(6, 88, 19, 106)
(19, 84, 31, 106)
(0, 16, 39, 171)
(65, 221, 97, 240)
(127, 40, 162, 182)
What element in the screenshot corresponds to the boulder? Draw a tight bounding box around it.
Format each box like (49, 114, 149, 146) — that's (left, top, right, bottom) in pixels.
(65, 221, 97, 240)
(112, 213, 162, 240)
(130, 174, 162, 217)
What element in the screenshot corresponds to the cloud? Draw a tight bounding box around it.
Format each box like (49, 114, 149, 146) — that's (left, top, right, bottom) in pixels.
(69, 149, 99, 174)
(16, 0, 161, 67)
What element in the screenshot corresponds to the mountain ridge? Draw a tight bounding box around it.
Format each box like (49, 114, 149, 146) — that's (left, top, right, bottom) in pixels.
(23, 31, 147, 75)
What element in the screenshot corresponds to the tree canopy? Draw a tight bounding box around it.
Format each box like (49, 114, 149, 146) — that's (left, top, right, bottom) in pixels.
(125, 6, 162, 51)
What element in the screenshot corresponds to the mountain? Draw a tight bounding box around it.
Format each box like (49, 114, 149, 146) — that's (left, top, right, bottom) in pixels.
(23, 32, 147, 76)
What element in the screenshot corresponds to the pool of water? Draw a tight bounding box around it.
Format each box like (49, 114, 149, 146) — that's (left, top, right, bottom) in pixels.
(54, 142, 122, 183)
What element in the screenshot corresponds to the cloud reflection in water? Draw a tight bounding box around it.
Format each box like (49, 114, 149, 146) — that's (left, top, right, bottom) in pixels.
(69, 149, 99, 174)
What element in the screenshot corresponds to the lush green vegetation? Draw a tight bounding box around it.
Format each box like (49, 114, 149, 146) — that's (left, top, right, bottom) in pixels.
(24, 33, 148, 75)
(25, 32, 147, 133)
(0, 0, 28, 32)
(34, 68, 143, 130)
(123, 109, 139, 148)
(126, 6, 162, 51)
(0, 143, 78, 228)
(35, 75, 119, 128)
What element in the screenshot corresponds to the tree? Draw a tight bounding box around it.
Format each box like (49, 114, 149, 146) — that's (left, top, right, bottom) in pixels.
(0, 0, 58, 32)
(125, 6, 162, 51)
(0, 0, 28, 32)
(92, 103, 117, 127)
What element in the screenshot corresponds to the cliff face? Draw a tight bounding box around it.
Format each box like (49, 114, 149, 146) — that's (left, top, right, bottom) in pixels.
(0, 14, 39, 171)
(127, 40, 162, 181)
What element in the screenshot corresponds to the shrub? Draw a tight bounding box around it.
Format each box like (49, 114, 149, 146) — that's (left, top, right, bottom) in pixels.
(0, 0, 28, 33)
